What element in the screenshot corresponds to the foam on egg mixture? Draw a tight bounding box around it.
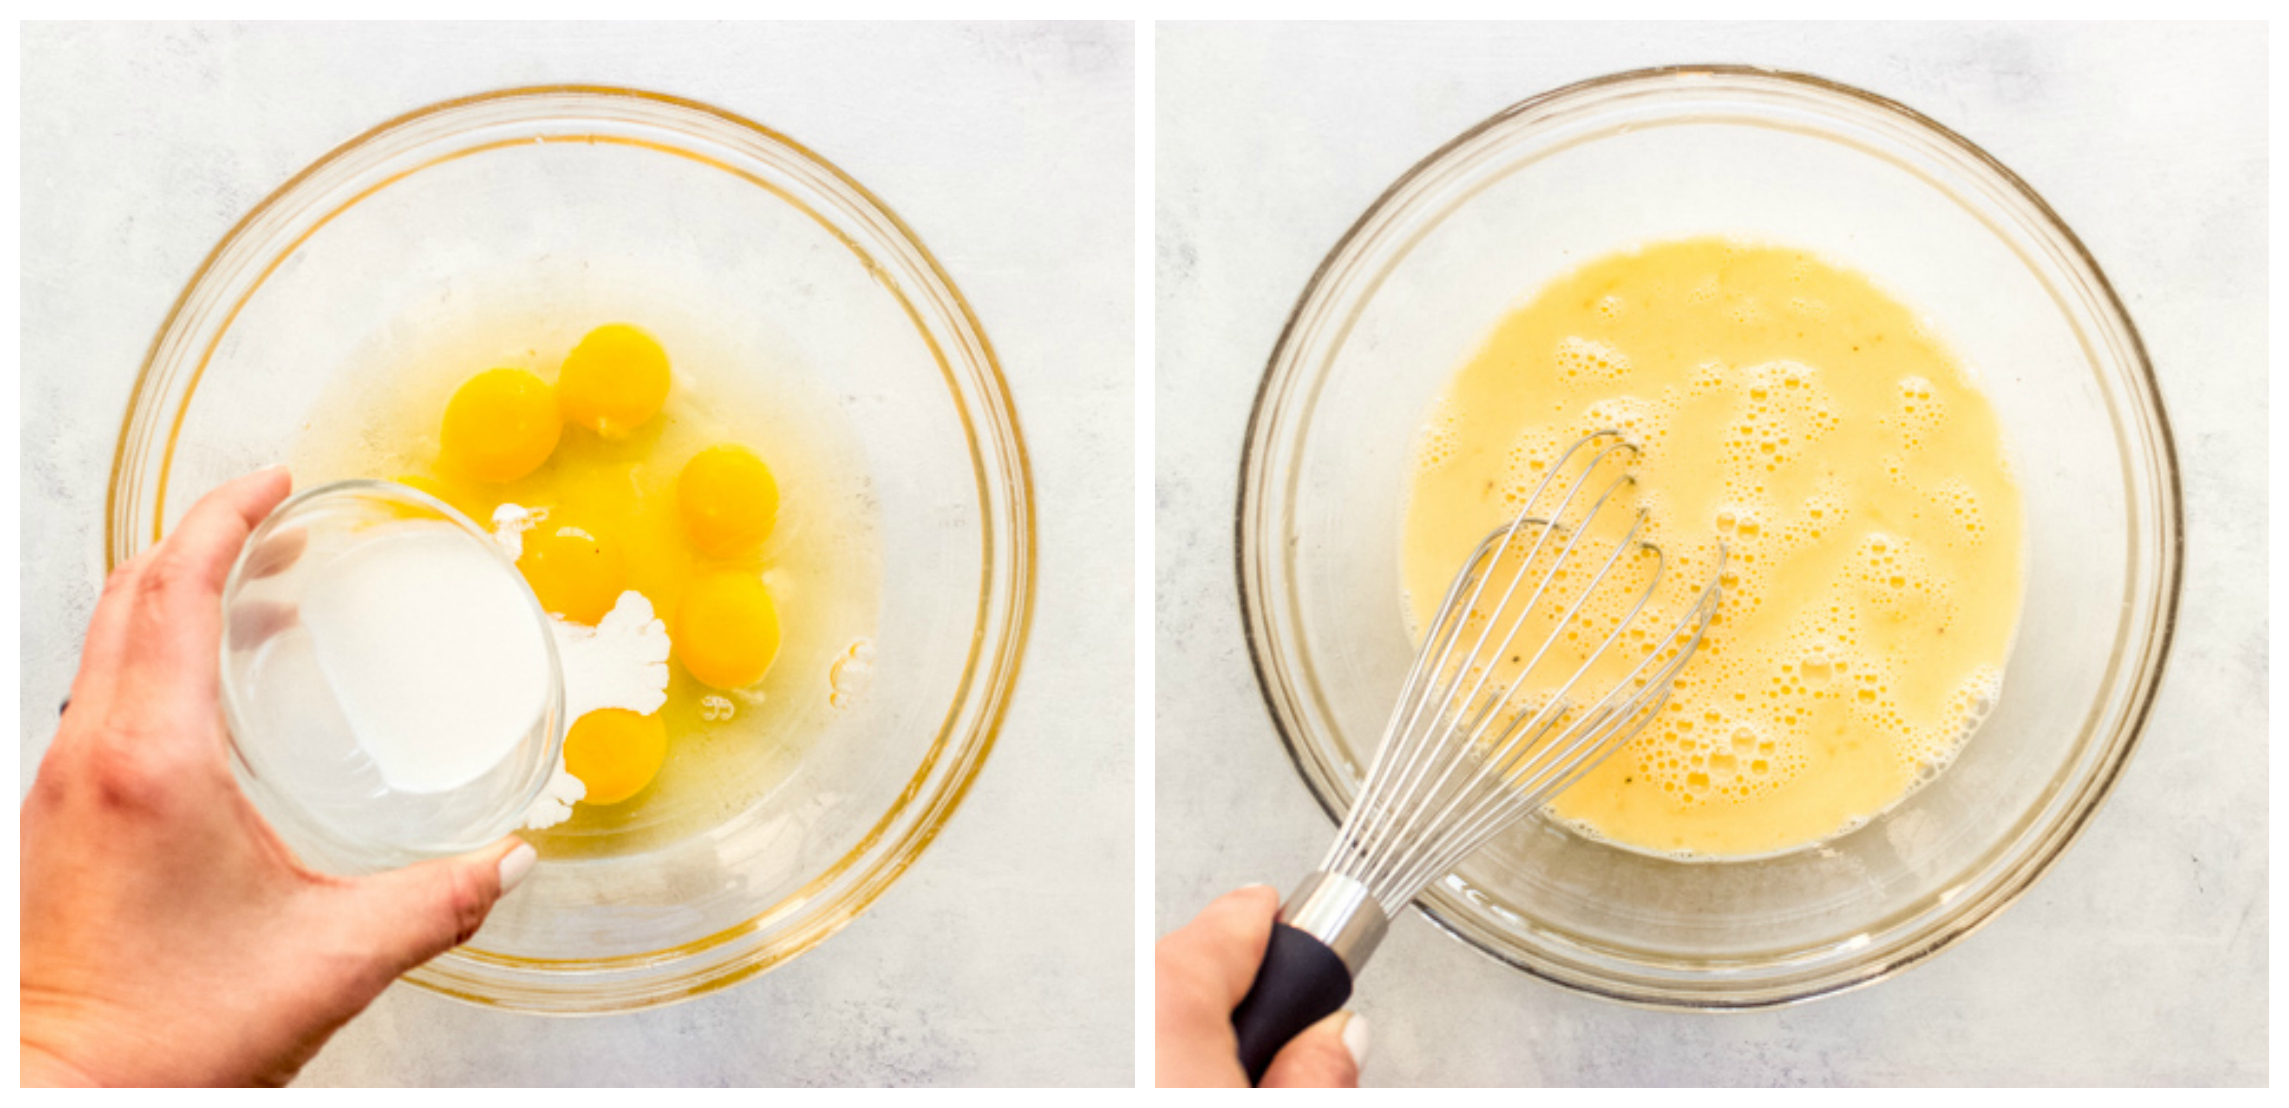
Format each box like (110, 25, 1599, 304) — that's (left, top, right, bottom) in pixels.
(1402, 237, 2025, 860)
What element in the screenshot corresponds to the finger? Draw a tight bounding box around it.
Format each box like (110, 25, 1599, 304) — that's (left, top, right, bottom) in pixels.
(161, 466, 295, 593)
(1156, 884, 1279, 1011)
(63, 551, 154, 716)
(120, 467, 292, 702)
(1260, 1010, 1366, 1089)
(337, 838, 536, 977)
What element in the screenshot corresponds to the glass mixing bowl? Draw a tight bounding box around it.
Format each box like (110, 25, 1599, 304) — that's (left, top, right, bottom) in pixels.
(111, 87, 1034, 1012)
(1238, 67, 2180, 1007)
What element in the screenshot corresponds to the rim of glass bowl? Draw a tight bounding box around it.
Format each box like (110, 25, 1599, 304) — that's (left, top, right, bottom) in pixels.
(218, 479, 569, 872)
(1235, 66, 2182, 1009)
(108, 86, 1036, 1013)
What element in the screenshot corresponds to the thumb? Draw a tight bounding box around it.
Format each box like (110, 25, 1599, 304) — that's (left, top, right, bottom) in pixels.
(339, 838, 537, 976)
(1260, 1010, 1366, 1089)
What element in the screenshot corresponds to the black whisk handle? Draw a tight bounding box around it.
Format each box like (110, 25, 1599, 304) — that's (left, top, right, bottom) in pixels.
(1231, 921, 1356, 1085)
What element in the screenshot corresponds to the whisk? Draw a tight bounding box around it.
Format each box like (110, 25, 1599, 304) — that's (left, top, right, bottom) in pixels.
(1231, 430, 1724, 1082)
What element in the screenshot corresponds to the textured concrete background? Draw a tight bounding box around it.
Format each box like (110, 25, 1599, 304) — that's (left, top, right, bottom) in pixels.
(21, 22, 1135, 1086)
(1155, 22, 2266, 1086)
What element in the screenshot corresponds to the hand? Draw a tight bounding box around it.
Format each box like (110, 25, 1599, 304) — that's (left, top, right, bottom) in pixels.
(1156, 885, 1369, 1088)
(20, 468, 539, 1087)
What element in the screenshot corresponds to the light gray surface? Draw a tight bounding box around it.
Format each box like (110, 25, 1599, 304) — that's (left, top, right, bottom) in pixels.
(1155, 23, 2265, 1086)
(21, 22, 1134, 1087)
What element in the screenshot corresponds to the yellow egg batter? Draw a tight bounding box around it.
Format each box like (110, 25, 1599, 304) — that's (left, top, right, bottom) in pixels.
(1402, 237, 2025, 859)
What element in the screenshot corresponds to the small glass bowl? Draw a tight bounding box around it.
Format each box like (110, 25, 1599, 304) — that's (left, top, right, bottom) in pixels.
(1238, 67, 2181, 1007)
(219, 479, 566, 874)
(112, 87, 1034, 1013)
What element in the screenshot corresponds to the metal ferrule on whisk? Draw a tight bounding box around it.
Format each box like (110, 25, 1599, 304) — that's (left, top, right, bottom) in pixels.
(1279, 871, 1389, 977)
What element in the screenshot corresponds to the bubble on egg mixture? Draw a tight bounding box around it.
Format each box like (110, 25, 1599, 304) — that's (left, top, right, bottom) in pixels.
(1901, 666, 2003, 776)
(1891, 375, 1945, 449)
(1787, 296, 1831, 321)
(1720, 360, 1841, 478)
(1413, 392, 1463, 472)
(1553, 335, 1632, 382)
(1726, 294, 1766, 327)
(1577, 394, 1670, 456)
(1683, 359, 1730, 397)
(1922, 477, 1991, 550)
(829, 638, 876, 709)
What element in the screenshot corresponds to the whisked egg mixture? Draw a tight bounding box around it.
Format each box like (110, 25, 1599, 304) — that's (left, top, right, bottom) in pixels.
(1403, 237, 2025, 859)
(296, 305, 879, 859)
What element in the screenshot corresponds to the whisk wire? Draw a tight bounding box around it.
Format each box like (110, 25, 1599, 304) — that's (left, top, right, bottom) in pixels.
(1329, 432, 1634, 898)
(1351, 435, 1628, 833)
(1352, 497, 1647, 902)
(1319, 431, 1727, 915)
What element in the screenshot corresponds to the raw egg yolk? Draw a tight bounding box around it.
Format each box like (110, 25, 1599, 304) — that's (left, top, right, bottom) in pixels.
(561, 708, 666, 806)
(558, 324, 671, 439)
(440, 368, 561, 483)
(674, 570, 781, 689)
(517, 523, 627, 625)
(677, 444, 779, 557)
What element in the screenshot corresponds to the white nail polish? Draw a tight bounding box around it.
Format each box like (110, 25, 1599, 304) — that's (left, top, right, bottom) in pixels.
(1341, 1012, 1371, 1070)
(498, 842, 538, 894)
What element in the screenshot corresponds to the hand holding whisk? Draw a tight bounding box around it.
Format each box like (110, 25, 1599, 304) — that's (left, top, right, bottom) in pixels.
(1230, 430, 1725, 1082)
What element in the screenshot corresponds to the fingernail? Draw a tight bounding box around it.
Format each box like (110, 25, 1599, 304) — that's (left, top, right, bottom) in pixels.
(1340, 1012, 1371, 1070)
(498, 842, 538, 895)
